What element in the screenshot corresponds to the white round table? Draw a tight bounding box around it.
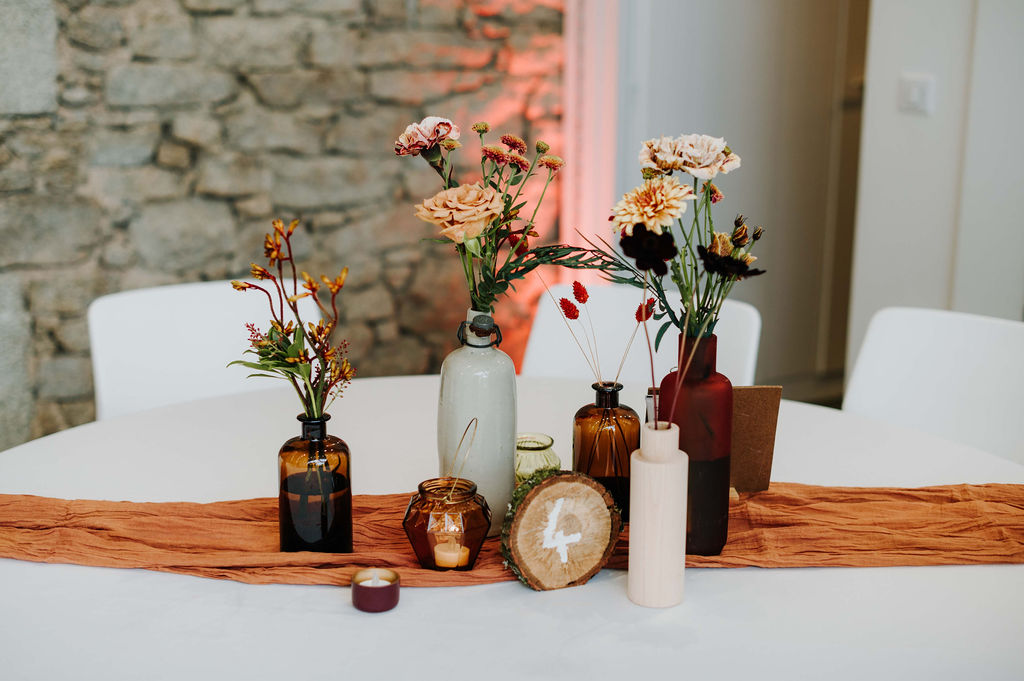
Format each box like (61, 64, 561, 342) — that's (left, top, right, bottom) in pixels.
(1, 376, 1022, 680)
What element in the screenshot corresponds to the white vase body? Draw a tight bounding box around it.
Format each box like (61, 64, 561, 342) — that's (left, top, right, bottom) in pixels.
(627, 421, 688, 607)
(438, 309, 517, 536)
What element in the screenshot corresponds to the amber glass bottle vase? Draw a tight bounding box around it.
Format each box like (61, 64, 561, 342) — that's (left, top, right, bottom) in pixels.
(657, 335, 732, 556)
(278, 414, 353, 553)
(573, 381, 640, 521)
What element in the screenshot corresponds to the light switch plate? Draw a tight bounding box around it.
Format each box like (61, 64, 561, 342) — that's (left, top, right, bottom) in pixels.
(898, 72, 936, 116)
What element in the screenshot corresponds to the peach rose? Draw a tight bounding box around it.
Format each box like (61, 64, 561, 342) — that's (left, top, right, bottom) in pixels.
(414, 183, 503, 244)
(394, 116, 461, 156)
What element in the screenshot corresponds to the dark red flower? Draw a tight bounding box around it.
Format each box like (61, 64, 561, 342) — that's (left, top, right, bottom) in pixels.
(559, 297, 580, 320)
(697, 245, 766, 280)
(508, 233, 529, 256)
(619, 223, 676, 276)
(635, 297, 656, 322)
(572, 281, 589, 304)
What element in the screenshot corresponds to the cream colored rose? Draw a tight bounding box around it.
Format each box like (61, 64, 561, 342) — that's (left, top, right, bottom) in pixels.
(415, 183, 503, 244)
(394, 116, 461, 156)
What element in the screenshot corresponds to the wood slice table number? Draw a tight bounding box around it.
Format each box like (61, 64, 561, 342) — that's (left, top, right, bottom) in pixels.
(501, 471, 622, 591)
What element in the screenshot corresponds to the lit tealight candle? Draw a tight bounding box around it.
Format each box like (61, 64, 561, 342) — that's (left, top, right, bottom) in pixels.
(351, 568, 400, 613)
(359, 569, 386, 587)
(433, 538, 470, 568)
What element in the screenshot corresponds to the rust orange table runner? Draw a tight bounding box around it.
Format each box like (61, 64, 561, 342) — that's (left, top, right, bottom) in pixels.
(1, 482, 1022, 587)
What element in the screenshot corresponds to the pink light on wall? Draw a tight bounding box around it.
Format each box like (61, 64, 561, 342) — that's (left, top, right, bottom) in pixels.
(480, 0, 621, 369)
(560, 0, 620, 277)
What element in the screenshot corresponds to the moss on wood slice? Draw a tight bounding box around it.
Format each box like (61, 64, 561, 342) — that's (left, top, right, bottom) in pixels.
(501, 470, 621, 591)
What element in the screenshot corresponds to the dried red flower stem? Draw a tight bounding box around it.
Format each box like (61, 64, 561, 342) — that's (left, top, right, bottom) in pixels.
(559, 297, 579, 319)
(538, 272, 599, 382)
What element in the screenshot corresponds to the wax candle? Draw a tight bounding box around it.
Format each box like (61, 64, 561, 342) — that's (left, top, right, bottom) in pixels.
(433, 539, 470, 568)
(351, 568, 400, 613)
(359, 569, 386, 586)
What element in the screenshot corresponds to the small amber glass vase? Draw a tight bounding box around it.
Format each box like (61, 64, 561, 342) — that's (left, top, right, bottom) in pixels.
(278, 414, 353, 553)
(573, 381, 641, 521)
(403, 477, 491, 571)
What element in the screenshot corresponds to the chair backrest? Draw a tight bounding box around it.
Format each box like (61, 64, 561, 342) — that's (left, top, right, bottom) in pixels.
(843, 306, 1024, 464)
(521, 283, 761, 387)
(88, 280, 320, 421)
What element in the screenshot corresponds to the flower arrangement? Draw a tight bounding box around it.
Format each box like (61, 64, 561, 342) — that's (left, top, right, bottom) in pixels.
(588, 133, 765, 347)
(229, 218, 356, 418)
(396, 116, 604, 313)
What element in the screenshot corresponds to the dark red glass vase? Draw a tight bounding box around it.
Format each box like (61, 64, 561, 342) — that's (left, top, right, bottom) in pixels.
(657, 334, 732, 555)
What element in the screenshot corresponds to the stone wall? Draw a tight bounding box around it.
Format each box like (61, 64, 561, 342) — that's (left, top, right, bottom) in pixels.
(0, 0, 564, 449)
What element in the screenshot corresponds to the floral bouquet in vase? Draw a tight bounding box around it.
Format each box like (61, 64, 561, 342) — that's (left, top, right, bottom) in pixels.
(585, 133, 767, 555)
(545, 280, 660, 521)
(230, 219, 357, 553)
(396, 116, 604, 536)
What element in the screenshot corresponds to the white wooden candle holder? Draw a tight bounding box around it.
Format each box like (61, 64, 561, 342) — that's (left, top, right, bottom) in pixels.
(627, 421, 687, 608)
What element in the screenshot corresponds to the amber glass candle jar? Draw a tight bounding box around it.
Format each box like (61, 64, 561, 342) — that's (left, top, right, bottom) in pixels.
(573, 381, 640, 522)
(402, 477, 491, 571)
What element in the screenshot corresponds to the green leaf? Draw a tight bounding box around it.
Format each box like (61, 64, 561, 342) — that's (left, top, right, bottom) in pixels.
(464, 237, 483, 258)
(232, 360, 274, 371)
(654, 320, 673, 352)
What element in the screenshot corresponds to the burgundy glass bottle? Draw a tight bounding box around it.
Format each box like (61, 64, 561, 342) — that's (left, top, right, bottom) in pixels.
(278, 414, 353, 553)
(573, 381, 640, 521)
(657, 335, 732, 555)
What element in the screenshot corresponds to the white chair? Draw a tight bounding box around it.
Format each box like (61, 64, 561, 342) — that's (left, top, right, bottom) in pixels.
(521, 283, 761, 387)
(843, 307, 1024, 464)
(88, 280, 321, 421)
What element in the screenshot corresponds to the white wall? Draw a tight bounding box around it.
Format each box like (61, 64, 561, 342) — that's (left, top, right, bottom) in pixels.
(615, 0, 850, 388)
(848, 0, 1024, 372)
(950, 0, 1024, 320)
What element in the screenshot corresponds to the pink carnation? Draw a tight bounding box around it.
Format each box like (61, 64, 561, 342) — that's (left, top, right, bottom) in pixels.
(394, 116, 461, 156)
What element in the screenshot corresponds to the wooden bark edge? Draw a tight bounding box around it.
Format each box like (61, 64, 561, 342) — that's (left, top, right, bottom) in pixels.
(501, 471, 622, 591)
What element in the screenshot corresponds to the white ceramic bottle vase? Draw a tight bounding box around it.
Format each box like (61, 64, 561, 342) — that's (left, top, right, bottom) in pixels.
(437, 310, 517, 536)
(627, 421, 688, 607)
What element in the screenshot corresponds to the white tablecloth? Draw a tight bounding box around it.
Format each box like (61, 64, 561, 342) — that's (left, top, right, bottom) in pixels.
(1, 376, 1022, 680)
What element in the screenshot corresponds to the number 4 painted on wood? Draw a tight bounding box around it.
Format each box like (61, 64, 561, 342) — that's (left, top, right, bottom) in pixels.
(542, 497, 582, 563)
